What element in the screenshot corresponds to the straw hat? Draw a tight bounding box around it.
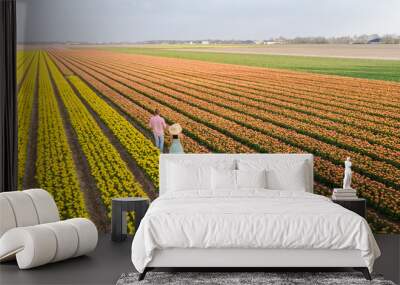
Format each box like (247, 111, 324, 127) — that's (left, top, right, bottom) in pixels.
(168, 123, 182, 135)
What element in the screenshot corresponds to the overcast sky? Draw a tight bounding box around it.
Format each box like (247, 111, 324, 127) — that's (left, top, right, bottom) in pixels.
(17, 0, 400, 43)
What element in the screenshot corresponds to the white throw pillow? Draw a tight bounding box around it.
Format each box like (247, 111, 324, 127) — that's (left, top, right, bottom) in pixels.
(238, 159, 309, 191)
(212, 168, 237, 190)
(167, 163, 212, 191)
(266, 161, 308, 191)
(236, 169, 267, 189)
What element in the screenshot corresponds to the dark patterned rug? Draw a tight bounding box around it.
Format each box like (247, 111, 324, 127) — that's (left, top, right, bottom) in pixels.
(116, 271, 395, 285)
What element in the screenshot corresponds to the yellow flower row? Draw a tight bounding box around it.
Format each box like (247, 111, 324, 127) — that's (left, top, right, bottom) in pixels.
(44, 52, 146, 232)
(17, 52, 39, 189)
(68, 75, 160, 187)
(35, 51, 87, 219)
(16, 51, 35, 85)
(48, 50, 208, 154)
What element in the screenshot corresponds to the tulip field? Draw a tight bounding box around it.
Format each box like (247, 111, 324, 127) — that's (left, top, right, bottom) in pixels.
(17, 48, 400, 233)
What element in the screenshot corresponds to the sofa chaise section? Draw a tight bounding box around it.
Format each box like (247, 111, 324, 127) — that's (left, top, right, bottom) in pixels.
(0, 189, 97, 269)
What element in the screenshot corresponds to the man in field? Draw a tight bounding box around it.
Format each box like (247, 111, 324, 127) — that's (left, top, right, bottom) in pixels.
(149, 109, 167, 152)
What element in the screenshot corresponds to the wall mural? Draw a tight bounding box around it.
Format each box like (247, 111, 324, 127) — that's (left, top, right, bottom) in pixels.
(16, 0, 400, 233)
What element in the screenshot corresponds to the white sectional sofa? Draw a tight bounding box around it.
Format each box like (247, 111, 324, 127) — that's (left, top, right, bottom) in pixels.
(0, 189, 98, 269)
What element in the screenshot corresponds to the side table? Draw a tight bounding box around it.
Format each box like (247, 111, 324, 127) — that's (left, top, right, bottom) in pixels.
(332, 198, 366, 218)
(111, 197, 150, 242)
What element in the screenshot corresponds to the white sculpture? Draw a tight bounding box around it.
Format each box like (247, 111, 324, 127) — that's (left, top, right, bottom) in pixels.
(343, 157, 352, 189)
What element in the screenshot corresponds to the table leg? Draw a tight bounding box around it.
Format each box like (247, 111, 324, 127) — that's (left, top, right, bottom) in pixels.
(111, 202, 123, 241)
(121, 210, 127, 240)
(134, 202, 149, 233)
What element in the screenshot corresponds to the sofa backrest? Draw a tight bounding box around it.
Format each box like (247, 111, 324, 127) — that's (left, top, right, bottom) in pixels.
(0, 189, 60, 237)
(159, 154, 314, 195)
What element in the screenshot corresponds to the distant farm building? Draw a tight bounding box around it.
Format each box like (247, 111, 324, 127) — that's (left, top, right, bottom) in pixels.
(367, 37, 382, 44)
(265, 41, 281, 45)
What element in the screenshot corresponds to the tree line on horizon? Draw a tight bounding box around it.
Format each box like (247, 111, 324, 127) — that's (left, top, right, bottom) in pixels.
(17, 34, 400, 45)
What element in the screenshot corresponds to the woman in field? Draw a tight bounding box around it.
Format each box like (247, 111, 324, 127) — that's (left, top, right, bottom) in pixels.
(168, 123, 184, 154)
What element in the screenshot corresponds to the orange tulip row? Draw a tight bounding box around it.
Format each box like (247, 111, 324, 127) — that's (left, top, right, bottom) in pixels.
(193, 66, 400, 107)
(115, 53, 400, 117)
(84, 57, 400, 162)
(74, 51, 400, 145)
(132, 51, 400, 100)
(53, 51, 400, 221)
(97, 50, 400, 105)
(74, 50, 400, 115)
(229, 69, 400, 102)
(229, 74, 400, 114)
(138, 65, 400, 148)
(53, 49, 396, 232)
(134, 67, 400, 176)
(68, 55, 400, 191)
(148, 64, 400, 124)
(48, 56, 400, 235)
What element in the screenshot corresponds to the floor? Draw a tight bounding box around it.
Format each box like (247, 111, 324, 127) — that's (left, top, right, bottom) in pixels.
(0, 234, 398, 285)
(0, 235, 134, 285)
